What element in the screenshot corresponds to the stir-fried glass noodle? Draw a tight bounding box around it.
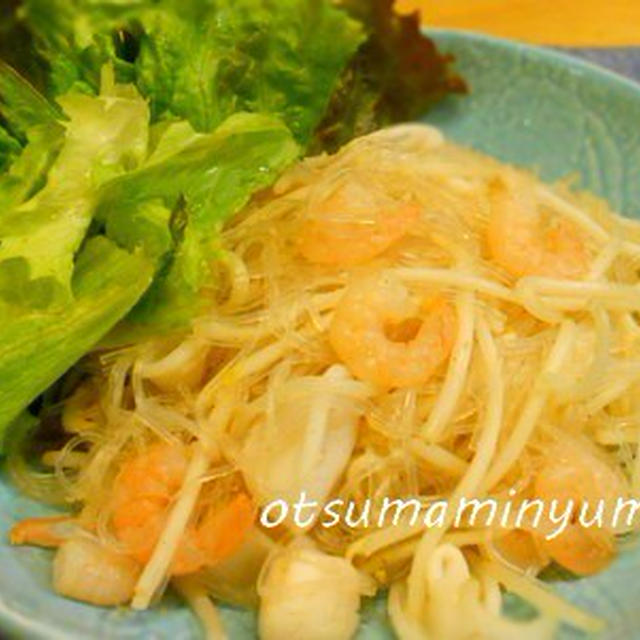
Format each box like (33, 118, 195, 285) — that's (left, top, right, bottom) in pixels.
(10, 124, 640, 639)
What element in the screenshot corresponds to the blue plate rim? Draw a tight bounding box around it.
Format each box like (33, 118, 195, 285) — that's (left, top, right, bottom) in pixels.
(426, 26, 640, 93)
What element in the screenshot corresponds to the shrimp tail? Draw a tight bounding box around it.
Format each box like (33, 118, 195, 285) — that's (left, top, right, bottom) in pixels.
(10, 515, 77, 548)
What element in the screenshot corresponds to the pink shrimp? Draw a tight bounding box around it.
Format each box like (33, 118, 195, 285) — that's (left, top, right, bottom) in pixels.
(486, 174, 589, 280)
(329, 273, 456, 388)
(298, 179, 420, 266)
(10, 517, 143, 607)
(492, 528, 550, 573)
(532, 439, 627, 575)
(10, 515, 79, 548)
(110, 442, 254, 576)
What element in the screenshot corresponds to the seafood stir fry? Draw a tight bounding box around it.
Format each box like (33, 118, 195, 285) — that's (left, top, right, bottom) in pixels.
(10, 125, 640, 639)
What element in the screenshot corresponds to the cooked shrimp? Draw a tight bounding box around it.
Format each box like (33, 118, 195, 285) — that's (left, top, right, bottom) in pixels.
(10, 515, 78, 548)
(533, 439, 627, 575)
(298, 178, 420, 265)
(53, 537, 141, 606)
(487, 174, 589, 280)
(329, 273, 456, 387)
(491, 529, 550, 573)
(111, 442, 254, 575)
(110, 442, 188, 567)
(537, 516, 615, 577)
(192, 494, 254, 565)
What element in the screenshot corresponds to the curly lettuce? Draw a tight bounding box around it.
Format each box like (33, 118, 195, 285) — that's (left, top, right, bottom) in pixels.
(20, 0, 364, 145)
(0, 67, 149, 305)
(0, 67, 298, 442)
(313, 0, 467, 151)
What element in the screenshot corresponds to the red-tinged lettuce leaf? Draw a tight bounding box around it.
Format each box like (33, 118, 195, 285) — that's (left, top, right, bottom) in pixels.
(312, 0, 466, 152)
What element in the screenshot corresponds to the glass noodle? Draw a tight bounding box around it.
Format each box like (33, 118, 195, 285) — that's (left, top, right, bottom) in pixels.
(10, 124, 640, 639)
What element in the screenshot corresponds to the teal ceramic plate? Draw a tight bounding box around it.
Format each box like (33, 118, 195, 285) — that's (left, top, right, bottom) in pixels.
(2, 29, 640, 640)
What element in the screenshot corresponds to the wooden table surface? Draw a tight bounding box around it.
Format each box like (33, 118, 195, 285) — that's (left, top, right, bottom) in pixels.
(399, 0, 640, 46)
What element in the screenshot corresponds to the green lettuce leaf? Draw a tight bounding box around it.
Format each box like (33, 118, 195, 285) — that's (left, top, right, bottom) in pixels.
(0, 61, 65, 203)
(0, 66, 299, 435)
(20, 0, 138, 97)
(20, 0, 363, 145)
(0, 68, 161, 441)
(0, 125, 21, 174)
(133, 0, 363, 142)
(0, 123, 64, 210)
(0, 236, 154, 443)
(99, 112, 300, 338)
(104, 199, 174, 265)
(15, 0, 463, 155)
(0, 68, 150, 303)
(0, 61, 61, 140)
